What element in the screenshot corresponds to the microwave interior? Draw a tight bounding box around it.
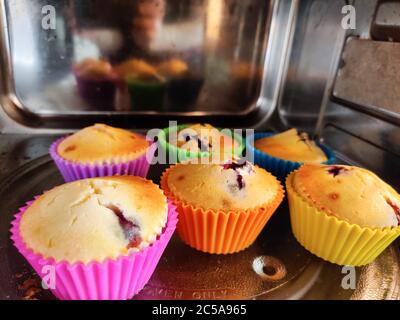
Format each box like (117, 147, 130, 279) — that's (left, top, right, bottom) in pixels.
(0, 0, 399, 300)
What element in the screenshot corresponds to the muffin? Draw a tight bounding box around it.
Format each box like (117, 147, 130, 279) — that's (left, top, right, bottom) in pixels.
(10, 176, 178, 300)
(157, 59, 204, 108)
(73, 58, 117, 108)
(255, 129, 328, 163)
(247, 129, 335, 180)
(161, 159, 284, 254)
(286, 163, 400, 266)
(157, 59, 189, 77)
(50, 123, 153, 182)
(114, 59, 157, 80)
(115, 59, 166, 110)
(126, 72, 166, 110)
(158, 123, 244, 163)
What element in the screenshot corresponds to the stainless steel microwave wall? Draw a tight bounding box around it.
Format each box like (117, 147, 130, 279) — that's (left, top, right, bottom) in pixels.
(0, 0, 297, 129)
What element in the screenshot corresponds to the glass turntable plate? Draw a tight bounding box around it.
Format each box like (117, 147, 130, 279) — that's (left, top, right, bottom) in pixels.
(0, 156, 399, 300)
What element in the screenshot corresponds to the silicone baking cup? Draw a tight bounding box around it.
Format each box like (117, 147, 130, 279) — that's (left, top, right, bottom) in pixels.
(50, 137, 155, 182)
(286, 171, 400, 266)
(73, 67, 117, 108)
(160, 167, 284, 254)
(246, 133, 336, 181)
(157, 125, 245, 163)
(10, 199, 178, 300)
(126, 77, 167, 111)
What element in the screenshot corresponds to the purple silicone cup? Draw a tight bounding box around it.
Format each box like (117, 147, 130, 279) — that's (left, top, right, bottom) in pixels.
(50, 137, 155, 182)
(74, 69, 117, 109)
(10, 199, 178, 300)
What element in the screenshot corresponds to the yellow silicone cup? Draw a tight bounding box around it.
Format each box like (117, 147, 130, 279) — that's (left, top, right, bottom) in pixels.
(161, 167, 285, 254)
(286, 171, 400, 266)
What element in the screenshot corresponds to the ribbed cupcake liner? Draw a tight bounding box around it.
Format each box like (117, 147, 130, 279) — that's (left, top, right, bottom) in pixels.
(286, 171, 400, 266)
(10, 199, 178, 300)
(50, 137, 155, 182)
(157, 125, 245, 164)
(160, 167, 284, 254)
(126, 78, 166, 111)
(246, 133, 336, 181)
(73, 68, 117, 108)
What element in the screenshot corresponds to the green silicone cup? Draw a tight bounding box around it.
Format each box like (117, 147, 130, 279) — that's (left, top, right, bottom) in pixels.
(157, 125, 245, 163)
(127, 78, 166, 110)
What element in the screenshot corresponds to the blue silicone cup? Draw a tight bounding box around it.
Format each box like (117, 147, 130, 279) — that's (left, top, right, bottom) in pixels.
(246, 132, 336, 181)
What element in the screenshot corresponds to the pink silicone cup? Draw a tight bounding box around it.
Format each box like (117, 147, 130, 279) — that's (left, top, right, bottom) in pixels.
(50, 137, 155, 182)
(10, 199, 178, 300)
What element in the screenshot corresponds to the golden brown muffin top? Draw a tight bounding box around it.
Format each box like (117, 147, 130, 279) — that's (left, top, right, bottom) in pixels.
(57, 124, 149, 164)
(169, 124, 240, 158)
(20, 176, 168, 263)
(157, 59, 188, 78)
(114, 58, 158, 79)
(74, 58, 115, 80)
(254, 129, 328, 163)
(166, 160, 282, 211)
(292, 164, 400, 228)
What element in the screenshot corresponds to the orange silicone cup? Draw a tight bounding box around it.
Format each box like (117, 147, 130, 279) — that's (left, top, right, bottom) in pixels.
(160, 166, 285, 254)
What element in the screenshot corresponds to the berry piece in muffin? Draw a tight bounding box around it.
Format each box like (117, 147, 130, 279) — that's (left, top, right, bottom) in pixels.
(222, 160, 255, 190)
(102, 204, 142, 249)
